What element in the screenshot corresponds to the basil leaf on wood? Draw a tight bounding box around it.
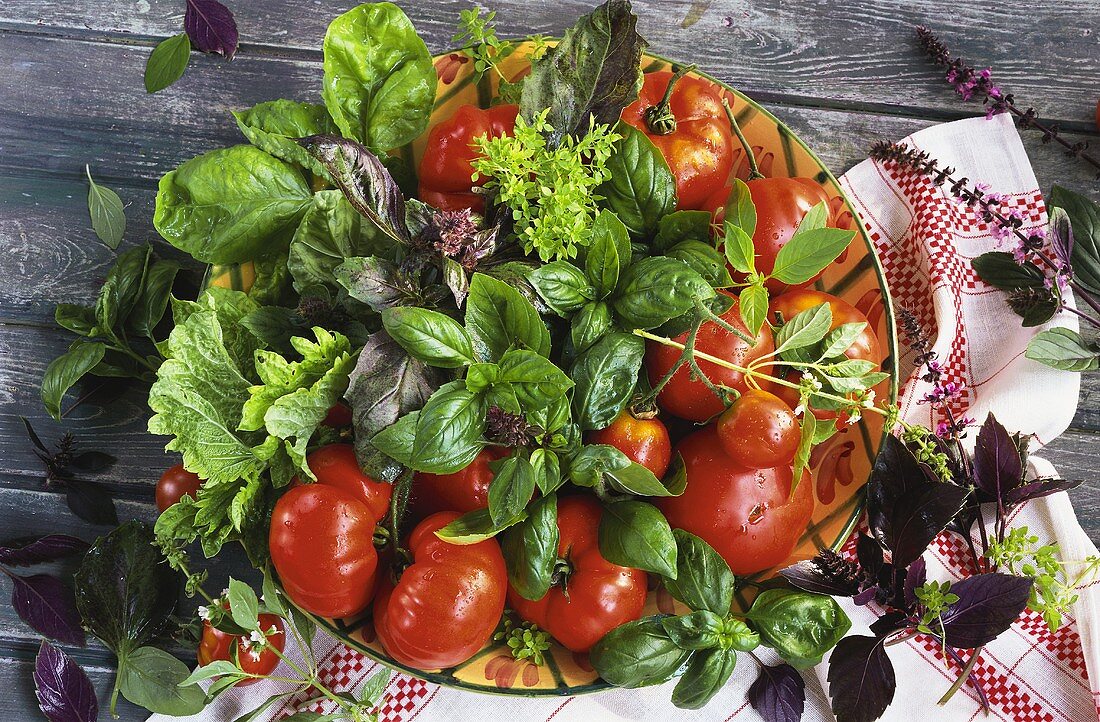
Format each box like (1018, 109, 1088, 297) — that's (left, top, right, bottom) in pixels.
(84, 165, 125, 249)
(8, 573, 86, 646)
(671, 647, 737, 710)
(34, 641, 98, 722)
(827, 635, 895, 722)
(128, 260, 180, 340)
(585, 209, 633, 298)
(589, 617, 692, 688)
(465, 273, 551, 361)
(435, 507, 526, 544)
(382, 307, 475, 368)
(487, 455, 536, 525)
(65, 479, 119, 527)
(747, 589, 851, 668)
(571, 301, 614, 353)
(1026, 328, 1100, 372)
(234, 100, 338, 181)
(613, 256, 715, 330)
(118, 646, 205, 716)
(749, 663, 806, 722)
(663, 529, 734, 616)
(184, 0, 238, 56)
(1050, 185, 1100, 295)
(144, 33, 191, 94)
(598, 500, 677, 578)
(571, 332, 644, 430)
(95, 244, 151, 335)
(528, 261, 594, 315)
(41, 342, 106, 420)
(598, 123, 676, 239)
(0, 536, 88, 567)
(501, 493, 559, 600)
(770, 227, 854, 285)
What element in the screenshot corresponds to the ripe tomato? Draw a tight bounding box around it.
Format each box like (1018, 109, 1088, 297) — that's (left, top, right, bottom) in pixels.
(645, 293, 775, 422)
(197, 613, 285, 685)
(586, 411, 672, 477)
(657, 427, 813, 576)
(508, 496, 647, 653)
(417, 104, 519, 213)
(703, 178, 836, 293)
(413, 447, 507, 515)
(621, 71, 734, 210)
(155, 464, 201, 512)
(716, 390, 800, 469)
(374, 511, 507, 670)
(322, 402, 353, 428)
(299, 444, 392, 520)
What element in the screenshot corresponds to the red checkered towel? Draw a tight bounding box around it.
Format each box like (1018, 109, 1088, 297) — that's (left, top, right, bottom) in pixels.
(153, 114, 1098, 722)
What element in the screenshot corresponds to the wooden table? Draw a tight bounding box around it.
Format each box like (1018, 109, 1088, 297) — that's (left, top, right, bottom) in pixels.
(1, 1, 1096, 719)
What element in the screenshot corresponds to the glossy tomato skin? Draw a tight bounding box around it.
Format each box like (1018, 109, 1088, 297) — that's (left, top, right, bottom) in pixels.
(413, 447, 507, 515)
(198, 613, 285, 686)
(300, 444, 392, 520)
(716, 390, 800, 469)
(508, 496, 647, 653)
(417, 104, 519, 213)
(646, 293, 775, 422)
(374, 511, 508, 670)
(155, 464, 202, 512)
(657, 427, 813, 576)
(586, 412, 672, 477)
(622, 71, 734, 210)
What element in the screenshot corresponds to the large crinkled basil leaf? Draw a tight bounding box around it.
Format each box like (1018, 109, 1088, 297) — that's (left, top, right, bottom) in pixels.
(465, 273, 551, 361)
(321, 2, 436, 152)
(233, 99, 339, 180)
(371, 380, 485, 474)
(613, 256, 715, 330)
(154, 145, 312, 264)
(747, 589, 852, 668)
(519, 0, 645, 148)
(289, 191, 387, 294)
(598, 123, 676, 239)
(571, 331, 644, 430)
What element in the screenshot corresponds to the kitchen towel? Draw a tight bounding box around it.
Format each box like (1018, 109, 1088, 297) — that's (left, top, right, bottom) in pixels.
(152, 113, 1098, 722)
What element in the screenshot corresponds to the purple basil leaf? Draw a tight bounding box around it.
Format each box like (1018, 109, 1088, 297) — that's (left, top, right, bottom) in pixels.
(903, 556, 927, 608)
(748, 663, 805, 722)
(856, 533, 884, 577)
(184, 0, 239, 58)
(972, 414, 1023, 502)
(867, 435, 940, 550)
(940, 573, 1032, 649)
(34, 640, 98, 722)
(69, 451, 116, 473)
(0, 535, 88, 567)
(780, 549, 861, 596)
(869, 611, 909, 637)
(887, 482, 968, 570)
(827, 635, 895, 722)
(64, 479, 118, 526)
(22, 416, 49, 453)
(7, 572, 86, 646)
(1047, 206, 1074, 270)
(1006, 477, 1083, 505)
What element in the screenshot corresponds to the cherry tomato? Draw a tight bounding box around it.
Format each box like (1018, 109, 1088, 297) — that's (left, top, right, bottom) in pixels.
(586, 411, 672, 477)
(657, 426, 813, 576)
(508, 496, 647, 652)
(621, 71, 734, 210)
(322, 402, 353, 428)
(197, 613, 285, 686)
(298, 444, 392, 520)
(645, 293, 775, 422)
(716, 390, 800, 469)
(374, 511, 507, 670)
(413, 447, 507, 516)
(417, 104, 519, 213)
(155, 463, 201, 512)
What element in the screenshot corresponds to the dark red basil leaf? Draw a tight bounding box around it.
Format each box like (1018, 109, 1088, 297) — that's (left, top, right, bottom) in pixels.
(887, 482, 968, 570)
(748, 663, 805, 722)
(939, 573, 1032, 649)
(22, 416, 49, 453)
(1006, 478, 1082, 505)
(869, 611, 908, 637)
(827, 635, 895, 722)
(69, 451, 116, 473)
(780, 549, 861, 597)
(856, 533, 883, 577)
(8, 572, 86, 646)
(972, 414, 1023, 502)
(184, 0, 238, 58)
(903, 556, 926, 608)
(0, 535, 88, 567)
(867, 435, 940, 550)
(34, 640, 98, 722)
(64, 480, 118, 526)
(1047, 206, 1074, 271)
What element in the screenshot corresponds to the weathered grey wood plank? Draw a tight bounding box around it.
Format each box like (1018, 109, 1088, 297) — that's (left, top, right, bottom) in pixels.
(1, 0, 1098, 126)
(1041, 428, 1100, 543)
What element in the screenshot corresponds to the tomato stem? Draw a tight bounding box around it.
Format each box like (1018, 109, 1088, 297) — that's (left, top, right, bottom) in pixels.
(721, 98, 764, 181)
(644, 64, 696, 135)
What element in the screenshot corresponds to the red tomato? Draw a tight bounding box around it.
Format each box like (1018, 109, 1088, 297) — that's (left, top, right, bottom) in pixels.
(417, 104, 519, 213)
(621, 71, 735, 210)
(586, 411, 672, 477)
(645, 293, 775, 422)
(322, 402, 353, 428)
(298, 444, 392, 520)
(374, 511, 508, 670)
(508, 496, 647, 652)
(155, 464, 201, 512)
(413, 447, 507, 515)
(657, 426, 814, 575)
(716, 390, 800, 469)
(197, 613, 285, 685)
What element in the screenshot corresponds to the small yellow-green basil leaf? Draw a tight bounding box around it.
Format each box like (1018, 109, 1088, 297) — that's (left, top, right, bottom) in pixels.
(144, 33, 191, 94)
(466, 273, 551, 361)
(774, 303, 833, 356)
(598, 123, 677, 240)
(487, 455, 536, 525)
(530, 448, 564, 495)
(661, 452, 688, 497)
(794, 200, 829, 235)
(819, 322, 868, 360)
(667, 240, 735, 288)
(227, 578, 259, 630)
(568, 443, 631, 488)
(500, 493, 559, 601)
(654, 210, 712, 252)
(724, 223, 756, 275)
(598, 500, 677, 578)
(790, 411, 815, 494)
(661, 610, 723, 650)
(128, 260, 181, 340)
(528, 260, 594, 315)
(381, 307, 475, 368)
(261, 566, 287, 618)
(571, 332, 644, 431)
(671, 647, 738, 710)
(770, 227, 855, 285)
(664, 529, 734, 616)
(1025, 328, 1100, 372)
(813, 421, 838, 445)
(55, 304, 98, 337)
(586, 210, 632, 297)
(589, 617, 691, 689)
(823, 359, 877, 378)
(571, 301, 614, 354)
(41, 341, 107, 420)
(291, 193, 384, 296)
(85, 165, 126, 249)
(497, 349, 574, 411)
(119, 646, 206, 716)
(724, 178, 757, 238)
(746, 588, 852, 668)
(721, 618, 761, 652)
(739, 283, 769, 337)
(465, 363, 499, 394)
(435, 507, 526, 545)
(178, 659, 241, 687)
(321, 3, 436, 152)
(606, 461, 680, 497)
(233, 100, 338, 180)
(613, 257, 715, 330)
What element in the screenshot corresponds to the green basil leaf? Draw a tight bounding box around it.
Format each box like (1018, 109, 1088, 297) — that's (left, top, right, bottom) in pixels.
(154, 145, 312, 264)
(95, 245, 151, 333)
(971, 251, 1047, 291)
(671, 647, 737, 710)
(372, 382, 484, 474)
(724, 224, 756, 275)
(664, 529, 735, 616)
(144, 33, 190, 94)
(722, 618, 761, 652)
(501, 493, 559, 601)
(290, 192, 382, 294)
(571, 301, 614, 353)
(227, 578, 260, 631)
(119, 646, 206, 716)
(1050, 185, 1100, 295)
(41, 341, 106, 420)
(233, 100, 338, 179)
(586, 210, 632, 297)
(770, 227, 854, 285)
(571, 332, 644, 430)
(128, 260, 180, 340)
(598, 500, 677, 578)
(667, 240, 734, 288)
(321, 3, 436, 152)
(661, 610, 723, 650)
(791, 411, 815, 494)
(823, 359, 876, 377)
(85, 165, 126, 249)
(774, 303, 833, 355)
(794, 200, 829, 234)
(530, 448, 564, 495)
(488, 455, 536, 525)
(655, 210, 712, 252)
(613, 256, 715, 330)
(724, 179, 757, 237)
(739, 282, 769, 337)
(435, 507, 526, 544)
(381, 307, 475, 368)
(606, 461, 681, 497)
(569, 444, 630, 487)
(497, 349, 574, 411)
(55, 304, 98, 337)
(1025, 328, 1100, 371)
(819, 322, 868, 360)
(598, 123, 677, 239)
(466, 273, 551, 361)
(465, 363, 499, 393)
(747, 589, 852, 668)
(261, 566, 288, 618)
(528, 260, 595, 315)
(589, 617, 692, 688)
(179, 659, 242, 687)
